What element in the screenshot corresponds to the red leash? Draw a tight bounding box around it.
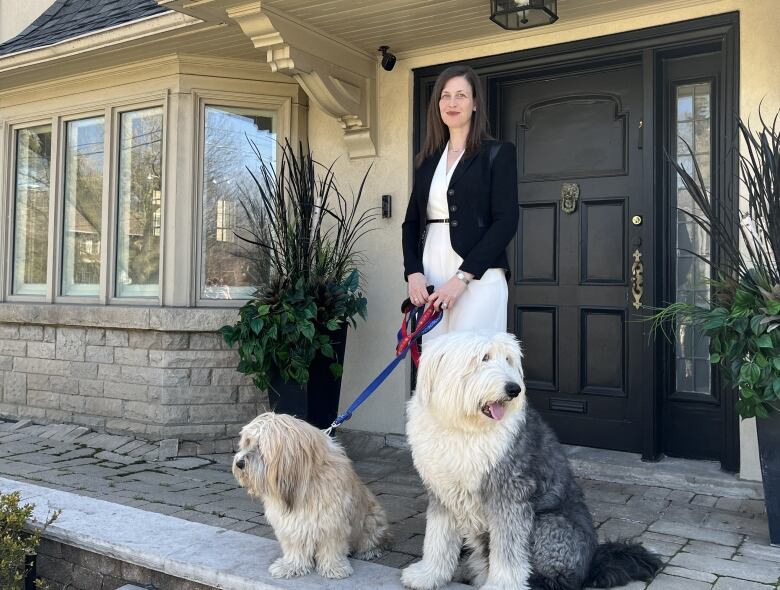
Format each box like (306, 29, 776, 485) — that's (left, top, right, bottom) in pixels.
(397, 302, 443, 367)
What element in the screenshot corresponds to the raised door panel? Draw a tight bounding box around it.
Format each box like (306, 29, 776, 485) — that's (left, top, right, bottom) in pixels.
(518, 95, 628, 181)
(517, 204, 558, 283)
(581, 199, 626, 284)
(516, 307, 557, 391)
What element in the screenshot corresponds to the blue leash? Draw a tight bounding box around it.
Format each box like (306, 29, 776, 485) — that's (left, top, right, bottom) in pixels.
(324, 305, 443, 435)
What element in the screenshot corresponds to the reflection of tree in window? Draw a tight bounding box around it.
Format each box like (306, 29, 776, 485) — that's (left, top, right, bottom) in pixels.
(13, 127, 51, 294)
(23, 193, 49, 284)
(117, 108, 163, 297)
(202, 106, 275, 300)
(62, 117, 103, 296)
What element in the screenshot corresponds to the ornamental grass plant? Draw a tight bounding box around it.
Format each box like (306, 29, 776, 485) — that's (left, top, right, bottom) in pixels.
(221, 140, 377, 390)
(651, 112, 780, 418)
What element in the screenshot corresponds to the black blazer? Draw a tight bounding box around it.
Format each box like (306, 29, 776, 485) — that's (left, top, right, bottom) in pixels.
(402, 139, 519, 281)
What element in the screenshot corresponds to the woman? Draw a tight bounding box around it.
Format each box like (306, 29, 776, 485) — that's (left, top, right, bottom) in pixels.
(402, 64, 518, 338)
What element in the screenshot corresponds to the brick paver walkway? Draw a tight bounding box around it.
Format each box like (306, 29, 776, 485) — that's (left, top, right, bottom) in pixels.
(1, 418, 779, 589)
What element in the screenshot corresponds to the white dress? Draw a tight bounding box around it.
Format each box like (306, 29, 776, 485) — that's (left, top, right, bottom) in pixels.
(422, 143, 508, 340)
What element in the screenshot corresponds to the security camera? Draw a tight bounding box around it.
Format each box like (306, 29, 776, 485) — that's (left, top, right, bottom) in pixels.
(378, 46, 396, 71)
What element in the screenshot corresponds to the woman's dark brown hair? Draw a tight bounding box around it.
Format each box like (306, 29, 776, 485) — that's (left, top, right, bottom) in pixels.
(415, 64, 492, 167)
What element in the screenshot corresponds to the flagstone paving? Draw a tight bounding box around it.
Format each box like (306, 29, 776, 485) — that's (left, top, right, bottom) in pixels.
(1, 418, 779, 589)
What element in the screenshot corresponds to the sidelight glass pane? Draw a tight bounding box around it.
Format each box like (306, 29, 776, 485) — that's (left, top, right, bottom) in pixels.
(62, 117, 104, 297)
(12, 126, 51, 295)
(201, 105, 275, 300)
(674, 81, 712, 395)
(116, 107, 163, 298)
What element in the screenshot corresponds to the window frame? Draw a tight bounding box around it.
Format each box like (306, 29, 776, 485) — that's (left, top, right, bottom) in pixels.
(192, 90, 290, 308)
(2, 117, 58, 303)
(2, 93, 168, 306)
(108, 100, 168, 306)
(54, 108, 109, 305)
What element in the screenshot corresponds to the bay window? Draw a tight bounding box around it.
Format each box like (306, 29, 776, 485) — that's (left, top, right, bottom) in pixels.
(4, 87, 290, 307)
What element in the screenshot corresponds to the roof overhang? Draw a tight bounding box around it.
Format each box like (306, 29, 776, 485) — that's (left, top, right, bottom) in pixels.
(0, 11, 202, 75)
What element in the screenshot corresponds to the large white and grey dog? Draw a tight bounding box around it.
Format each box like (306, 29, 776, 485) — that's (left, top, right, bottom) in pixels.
(232, 413, 389, 579)
(402, 331, 661, 590)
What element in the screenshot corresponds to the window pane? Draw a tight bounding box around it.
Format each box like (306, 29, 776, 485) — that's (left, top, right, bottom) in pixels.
(62, 117, 104, 297)
(116, 107, 163, 298)
(201, 106, 274, 300)
(12, 126, 51, 295)
(674, 81, 712, 395)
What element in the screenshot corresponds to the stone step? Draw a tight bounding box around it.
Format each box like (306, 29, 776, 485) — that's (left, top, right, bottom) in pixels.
(1, 477, 469, 590)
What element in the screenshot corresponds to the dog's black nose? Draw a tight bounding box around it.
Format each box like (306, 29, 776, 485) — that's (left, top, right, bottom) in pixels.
(505, 382, 523, 398)
(235, 459, 245, 470)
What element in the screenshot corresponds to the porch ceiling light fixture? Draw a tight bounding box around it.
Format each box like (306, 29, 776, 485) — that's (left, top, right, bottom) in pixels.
(490, 0, 559, 31)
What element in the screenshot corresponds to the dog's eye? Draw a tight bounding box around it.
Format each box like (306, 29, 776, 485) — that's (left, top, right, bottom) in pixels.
(482, 353, 490, 362)
(506, 356, 512, 365)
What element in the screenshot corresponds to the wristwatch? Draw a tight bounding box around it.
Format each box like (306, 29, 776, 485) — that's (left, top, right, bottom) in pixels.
(456, 270, 471, 285)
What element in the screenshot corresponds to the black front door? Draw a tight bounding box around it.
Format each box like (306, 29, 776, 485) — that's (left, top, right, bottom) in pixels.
(498, 62, 648, 453)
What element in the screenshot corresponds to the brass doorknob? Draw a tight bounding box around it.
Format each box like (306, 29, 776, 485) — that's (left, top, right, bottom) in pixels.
(632, 215, 643, 226)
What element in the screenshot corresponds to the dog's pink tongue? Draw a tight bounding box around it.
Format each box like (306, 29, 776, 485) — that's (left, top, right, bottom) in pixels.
(489, 403, 505, 421)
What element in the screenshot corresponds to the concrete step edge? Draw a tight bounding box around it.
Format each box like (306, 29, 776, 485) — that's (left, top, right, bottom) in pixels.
(0, 477, 468, 590)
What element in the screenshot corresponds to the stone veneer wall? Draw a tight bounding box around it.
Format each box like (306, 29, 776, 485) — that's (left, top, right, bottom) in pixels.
(37, 538, 218, 590)
(0, 304, 266, 444)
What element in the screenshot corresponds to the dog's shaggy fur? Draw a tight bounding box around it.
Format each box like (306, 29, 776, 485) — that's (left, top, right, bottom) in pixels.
(402, 331, 661, 590)
(232, 412, 389, 579)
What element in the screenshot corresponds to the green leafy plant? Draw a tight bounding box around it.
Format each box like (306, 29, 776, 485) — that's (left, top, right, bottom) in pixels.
(221, 140, 376, 390)
(1, 491, 60, 590)
(650, 112, 780, 418)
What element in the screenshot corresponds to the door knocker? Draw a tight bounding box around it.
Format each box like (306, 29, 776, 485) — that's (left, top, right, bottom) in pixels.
(561, 183, 579, 214)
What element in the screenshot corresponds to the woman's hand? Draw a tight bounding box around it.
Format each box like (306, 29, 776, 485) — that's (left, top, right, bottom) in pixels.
(408, 273, 430, 307)
(429, 274, 471, 311)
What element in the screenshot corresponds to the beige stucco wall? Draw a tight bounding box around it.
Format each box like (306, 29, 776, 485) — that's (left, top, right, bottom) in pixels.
(0, 0, 53, 45)
(310, 0, 779, 480)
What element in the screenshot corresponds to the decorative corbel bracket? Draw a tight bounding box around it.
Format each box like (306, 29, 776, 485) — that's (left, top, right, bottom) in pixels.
(225, 2, 378, 158)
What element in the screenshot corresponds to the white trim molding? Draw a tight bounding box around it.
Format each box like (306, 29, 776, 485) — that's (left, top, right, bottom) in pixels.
(161, 0, 378, 159)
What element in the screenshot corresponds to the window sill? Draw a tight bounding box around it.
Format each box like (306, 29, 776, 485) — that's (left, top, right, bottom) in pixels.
(0, 303, 239, 332)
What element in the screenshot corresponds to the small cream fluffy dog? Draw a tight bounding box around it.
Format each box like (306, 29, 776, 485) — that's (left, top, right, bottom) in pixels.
(232, 412, 389, 579)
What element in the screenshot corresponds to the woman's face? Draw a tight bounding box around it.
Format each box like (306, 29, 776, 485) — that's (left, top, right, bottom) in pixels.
(439, 76, 475, 132)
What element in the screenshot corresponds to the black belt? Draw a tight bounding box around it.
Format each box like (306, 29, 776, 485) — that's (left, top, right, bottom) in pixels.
(426, 219, 449, 224)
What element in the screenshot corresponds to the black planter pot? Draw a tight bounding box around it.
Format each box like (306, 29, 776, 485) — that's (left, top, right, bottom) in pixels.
(268, 324, 348, 429)
(756, 410, 780, 545)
